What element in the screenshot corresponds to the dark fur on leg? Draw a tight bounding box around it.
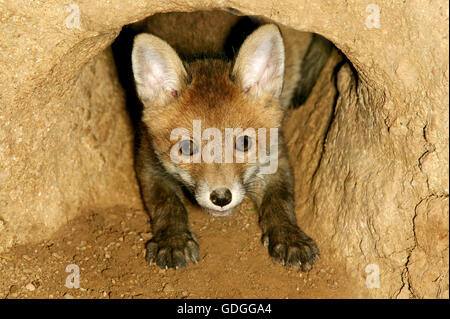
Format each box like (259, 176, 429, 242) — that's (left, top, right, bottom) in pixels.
(136, 128, 199, 269)
(249, 145, 319, 271)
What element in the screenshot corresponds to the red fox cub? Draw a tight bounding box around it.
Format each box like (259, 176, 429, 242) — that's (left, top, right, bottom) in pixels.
(131, 10, 331, 270)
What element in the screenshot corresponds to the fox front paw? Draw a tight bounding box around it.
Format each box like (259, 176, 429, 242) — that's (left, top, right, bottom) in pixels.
(262, 225, 319, 272)
(146, 230, 199, 269)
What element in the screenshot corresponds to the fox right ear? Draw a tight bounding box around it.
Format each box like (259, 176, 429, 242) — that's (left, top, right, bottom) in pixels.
(132, 34, 187, 106)
(232, 24, 285, 99)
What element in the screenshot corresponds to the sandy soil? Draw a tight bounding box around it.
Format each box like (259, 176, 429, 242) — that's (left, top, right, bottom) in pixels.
(0, 199, 363, 299)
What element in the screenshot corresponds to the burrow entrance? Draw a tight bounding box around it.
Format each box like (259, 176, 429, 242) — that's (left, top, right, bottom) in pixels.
(2, 5, 447, 299)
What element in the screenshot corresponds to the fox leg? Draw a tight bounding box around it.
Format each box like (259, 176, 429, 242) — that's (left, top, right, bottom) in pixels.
(144, 183, 199, 269)
(136, 144, 199, 269)
(250, 152, 319, 271)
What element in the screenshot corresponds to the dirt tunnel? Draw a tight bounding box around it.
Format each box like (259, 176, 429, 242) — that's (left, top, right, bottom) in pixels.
(0, 1, 448, 299)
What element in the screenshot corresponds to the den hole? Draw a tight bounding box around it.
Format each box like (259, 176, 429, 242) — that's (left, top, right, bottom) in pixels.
(110, 10, 358, 219)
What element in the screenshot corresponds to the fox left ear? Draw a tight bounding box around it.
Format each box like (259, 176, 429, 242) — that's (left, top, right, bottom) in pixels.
(232, 24, 285, 99)
(132, 33, 187, 107)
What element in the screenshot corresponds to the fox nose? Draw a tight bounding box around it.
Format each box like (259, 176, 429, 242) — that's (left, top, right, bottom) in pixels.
(210, 188, 232, 207)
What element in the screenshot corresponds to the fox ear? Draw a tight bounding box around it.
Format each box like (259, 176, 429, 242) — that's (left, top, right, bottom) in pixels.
(132, 33, 187, 106)
(232, 24, 285, 99)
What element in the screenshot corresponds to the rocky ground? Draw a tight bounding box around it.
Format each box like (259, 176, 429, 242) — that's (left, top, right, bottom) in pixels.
(0, 202, 361, 299)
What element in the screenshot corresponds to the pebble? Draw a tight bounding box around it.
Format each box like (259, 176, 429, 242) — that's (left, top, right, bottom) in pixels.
(32, 280, 40, 288)
(163, 283, 174, 293)
(64, 293, 74, 299)
(101, 268, 114, 277)
(25, 283, 36, 291)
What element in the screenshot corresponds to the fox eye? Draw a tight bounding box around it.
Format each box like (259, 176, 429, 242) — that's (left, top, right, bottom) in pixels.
(235, 135, 252, 152)
(178, 140, 198, 156)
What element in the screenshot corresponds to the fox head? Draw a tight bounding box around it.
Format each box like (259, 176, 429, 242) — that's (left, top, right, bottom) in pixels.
(132, 24, 285, 217)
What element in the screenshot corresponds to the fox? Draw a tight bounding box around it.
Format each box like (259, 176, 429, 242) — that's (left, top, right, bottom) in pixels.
(129, 10, 332, 271)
